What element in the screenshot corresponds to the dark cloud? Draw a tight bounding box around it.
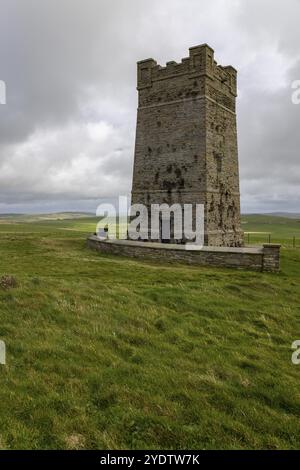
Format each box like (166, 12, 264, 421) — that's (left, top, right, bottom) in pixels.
(0, 0, 299, 213)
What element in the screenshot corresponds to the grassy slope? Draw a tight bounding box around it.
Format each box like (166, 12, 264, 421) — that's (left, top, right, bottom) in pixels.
(0, 216, 299, 449)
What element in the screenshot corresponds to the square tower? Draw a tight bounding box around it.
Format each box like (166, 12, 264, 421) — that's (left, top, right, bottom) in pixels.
(131, 44, 244, 246)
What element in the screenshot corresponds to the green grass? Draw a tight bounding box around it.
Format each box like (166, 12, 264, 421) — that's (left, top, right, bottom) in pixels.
(0, 214, 300, 449)
(242, 214, 300, 247)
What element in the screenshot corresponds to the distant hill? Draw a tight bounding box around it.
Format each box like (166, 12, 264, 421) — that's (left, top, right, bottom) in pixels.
(0, 212, 94, 222)
(243, 212, 300, 219)
(262, 212, 300, 219)
(0, 213, 23, 218)
(241, 214, 300, 225)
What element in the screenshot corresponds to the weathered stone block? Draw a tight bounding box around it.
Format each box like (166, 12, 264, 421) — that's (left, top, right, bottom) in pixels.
(87, 237, 280, 273)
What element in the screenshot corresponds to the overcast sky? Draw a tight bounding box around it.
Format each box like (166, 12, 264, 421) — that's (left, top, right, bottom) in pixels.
(0, 0, 299, 214)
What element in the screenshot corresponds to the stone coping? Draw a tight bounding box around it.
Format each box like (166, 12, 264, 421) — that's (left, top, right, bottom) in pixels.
(88, 235, 266, 254)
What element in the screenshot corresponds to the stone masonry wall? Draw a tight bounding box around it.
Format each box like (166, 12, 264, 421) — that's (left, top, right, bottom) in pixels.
(131, 44, 243, 246)
(87, 237, 281, 273)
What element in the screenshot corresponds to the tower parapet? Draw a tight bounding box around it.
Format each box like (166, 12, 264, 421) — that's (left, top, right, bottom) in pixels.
(137, 44, 237, 100)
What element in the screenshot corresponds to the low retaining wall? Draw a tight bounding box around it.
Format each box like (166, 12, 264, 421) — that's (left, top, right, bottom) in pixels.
(87, 236, 281, 272)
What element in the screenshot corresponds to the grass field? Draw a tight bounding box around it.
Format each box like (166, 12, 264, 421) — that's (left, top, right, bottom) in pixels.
(241, 214, 300, 247)
(0, 214, 300, 449)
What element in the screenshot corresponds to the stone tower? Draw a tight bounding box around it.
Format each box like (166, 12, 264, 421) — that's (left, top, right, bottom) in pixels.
(131, 44, 243, 246)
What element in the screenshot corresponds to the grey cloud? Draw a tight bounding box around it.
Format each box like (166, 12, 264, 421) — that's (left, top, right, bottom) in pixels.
(0, 0, 299, 213)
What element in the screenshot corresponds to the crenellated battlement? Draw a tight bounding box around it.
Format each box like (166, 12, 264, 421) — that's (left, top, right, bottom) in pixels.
(137, 44, 237, 97)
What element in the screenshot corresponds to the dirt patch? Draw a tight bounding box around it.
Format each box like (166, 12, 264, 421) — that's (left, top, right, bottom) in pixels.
(65, 434, 86, 450)
(0, 275, 17, 290)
